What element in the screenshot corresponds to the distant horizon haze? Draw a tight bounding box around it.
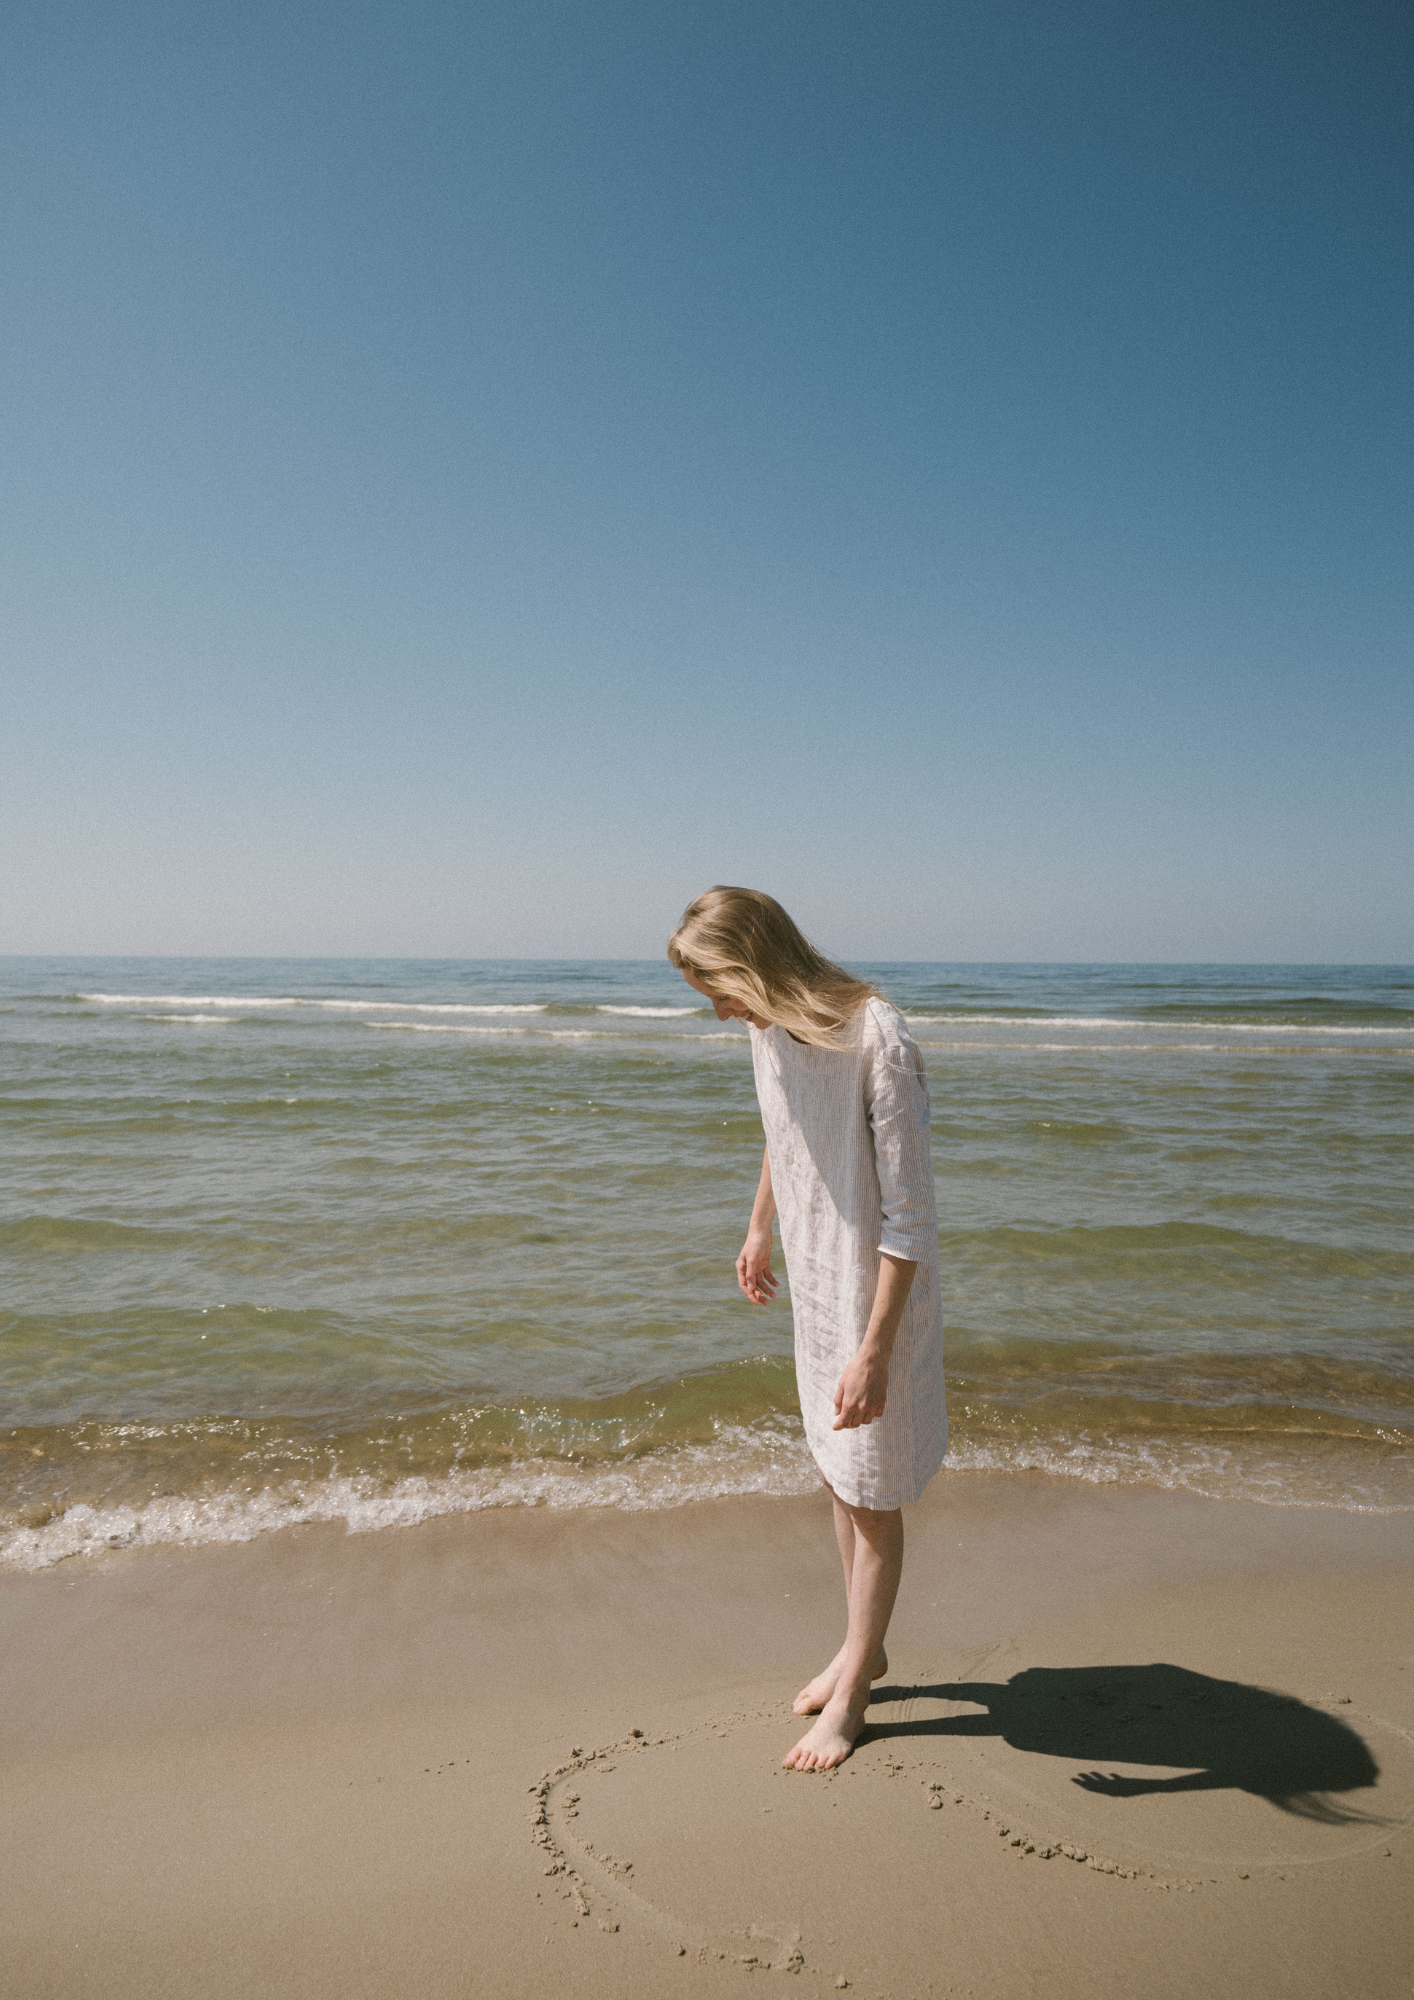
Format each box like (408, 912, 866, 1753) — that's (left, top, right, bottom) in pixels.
(4, 953, 1409, 975)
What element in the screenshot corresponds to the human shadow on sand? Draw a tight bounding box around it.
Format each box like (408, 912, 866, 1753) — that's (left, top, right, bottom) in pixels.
(863, 1664, 1380, 1824)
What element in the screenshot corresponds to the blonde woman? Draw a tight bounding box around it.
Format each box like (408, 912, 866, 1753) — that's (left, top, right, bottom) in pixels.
(669, 886, 947, 1771)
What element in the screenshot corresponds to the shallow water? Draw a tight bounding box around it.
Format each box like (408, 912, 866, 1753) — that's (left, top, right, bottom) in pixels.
(2, 958, 1411, 1566)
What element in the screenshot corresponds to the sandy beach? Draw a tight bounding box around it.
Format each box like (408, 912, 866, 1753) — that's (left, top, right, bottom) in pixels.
(3, 1472, 1410, 1999)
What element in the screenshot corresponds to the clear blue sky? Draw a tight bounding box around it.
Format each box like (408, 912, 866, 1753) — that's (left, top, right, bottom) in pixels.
(3, 0, 1410, 960)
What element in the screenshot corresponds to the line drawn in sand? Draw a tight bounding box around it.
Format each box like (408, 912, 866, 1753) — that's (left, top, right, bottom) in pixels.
(527, 1706, 1186, 1979)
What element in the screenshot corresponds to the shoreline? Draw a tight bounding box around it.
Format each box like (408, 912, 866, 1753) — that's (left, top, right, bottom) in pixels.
(8, 1404, 1412, 1575)
(9, 1447, 1413, 1577)
(3, 1469, 1411, 1997)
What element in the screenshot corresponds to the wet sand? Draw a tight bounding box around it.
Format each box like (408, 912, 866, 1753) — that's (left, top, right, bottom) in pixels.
(2, 1472, 1411, 1999)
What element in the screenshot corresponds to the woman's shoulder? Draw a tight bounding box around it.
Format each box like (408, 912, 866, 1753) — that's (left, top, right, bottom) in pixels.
(857, 995, 913, 1047)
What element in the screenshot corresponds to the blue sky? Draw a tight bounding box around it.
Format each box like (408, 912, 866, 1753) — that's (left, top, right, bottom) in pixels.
(3, 0, 1410, 960)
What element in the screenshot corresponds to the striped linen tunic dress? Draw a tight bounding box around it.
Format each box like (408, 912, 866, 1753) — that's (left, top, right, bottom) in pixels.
(750, 996, 948, 1510)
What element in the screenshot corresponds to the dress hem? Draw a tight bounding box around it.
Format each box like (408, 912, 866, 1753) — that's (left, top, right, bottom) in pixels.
(806, 1440, 949, 1513)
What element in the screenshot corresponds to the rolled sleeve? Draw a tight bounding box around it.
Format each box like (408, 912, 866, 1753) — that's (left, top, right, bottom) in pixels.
(863, 1010, 938, 1263)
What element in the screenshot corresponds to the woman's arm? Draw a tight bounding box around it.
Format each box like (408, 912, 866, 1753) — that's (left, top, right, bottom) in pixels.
(835, 1013, 935, 1428)
(833, 1252, 917, 1428)
(737, 1147, 779, 1303)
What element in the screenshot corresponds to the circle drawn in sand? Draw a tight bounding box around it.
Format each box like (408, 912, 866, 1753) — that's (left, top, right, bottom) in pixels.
(530, 1716, 811, 1969)
(530, 1706, 1210, 1981)
(530, 1678, 1414, 1970)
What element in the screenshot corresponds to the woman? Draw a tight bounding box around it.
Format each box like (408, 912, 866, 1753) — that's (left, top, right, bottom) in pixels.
(669, 886, 947, 1771)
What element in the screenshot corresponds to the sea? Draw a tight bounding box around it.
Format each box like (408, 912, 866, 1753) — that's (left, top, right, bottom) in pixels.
(2, 959, 1411, 1571)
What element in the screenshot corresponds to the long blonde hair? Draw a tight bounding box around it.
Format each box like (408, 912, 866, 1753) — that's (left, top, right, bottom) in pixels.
(667, 886, 876, 1049)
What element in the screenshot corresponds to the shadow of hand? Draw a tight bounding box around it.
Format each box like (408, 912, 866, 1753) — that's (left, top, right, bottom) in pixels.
(1073, 1770, 1154, 1797)
(864, 1663, 1379, 1822)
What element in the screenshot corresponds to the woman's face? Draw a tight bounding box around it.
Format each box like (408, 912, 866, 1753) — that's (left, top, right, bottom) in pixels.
(681, 968, 771, 1030)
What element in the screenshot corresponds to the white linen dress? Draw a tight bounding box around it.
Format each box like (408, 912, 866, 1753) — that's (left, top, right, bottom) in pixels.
(750, 996, 947, 1510)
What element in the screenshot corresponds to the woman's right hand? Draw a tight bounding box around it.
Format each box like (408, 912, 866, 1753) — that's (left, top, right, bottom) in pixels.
(737, 1228, 779, 1304)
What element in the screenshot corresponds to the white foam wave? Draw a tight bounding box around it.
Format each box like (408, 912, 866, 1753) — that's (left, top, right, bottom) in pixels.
(0, 1428, 820, 1572)
(904, 1014, 1134, 1028)
(903, 1013, 1411, 1036)
(944, 1436, 1413, 1513)
(79, 994, 547, 1015)
(365, 1022, 530, 1036)
(1180, 1023, 1410, 1036)
(364, 1022, 614, 1040)
(596, 1006, 701, 1017)
(8, 1420, 1408, 1573)
(74, 995, 1408, 1036)
(140, 1013, 238, 1024)
(911, 1039, 1226, 1055)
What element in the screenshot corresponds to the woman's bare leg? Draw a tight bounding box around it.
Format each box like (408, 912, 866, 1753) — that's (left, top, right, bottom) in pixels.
(792, 1489, 889, 1714)
(784, 1500, 903, 1770)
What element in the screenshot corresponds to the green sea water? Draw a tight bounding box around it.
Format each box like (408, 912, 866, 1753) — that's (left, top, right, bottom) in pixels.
(2, 958, 1411, 1567)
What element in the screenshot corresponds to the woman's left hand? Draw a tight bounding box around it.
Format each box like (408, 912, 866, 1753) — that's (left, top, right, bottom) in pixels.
(833, 1255, 915, 1430)
(832, 1344, 890, 1429)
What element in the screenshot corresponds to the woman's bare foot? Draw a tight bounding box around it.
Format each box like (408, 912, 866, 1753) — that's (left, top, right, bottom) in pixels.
(783, 1690, 868, 1771)
(792, 1646, 888, 1715)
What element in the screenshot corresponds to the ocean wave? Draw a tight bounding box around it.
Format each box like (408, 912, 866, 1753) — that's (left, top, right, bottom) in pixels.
(73, 993, 1411, 1037)
(139, 1013, 238, 1024)
(942, 1434, 1413, 1512)
(905, 1014, 1144, 1028)
(0, 1425, 821, 1572)
(78, 994, 547, 1015)
(903, 1013, 1414, 1036)
(364, 1022, 532, 1035)
(911, 1040, 1230, 1054)
(946, 1218, 1414, 1278)
(362, 1021, 725, 1041)
(597, 1006, 702, 1017)
(0, 1215, 194, 1252)
(5, 1417, 1410, 1573)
